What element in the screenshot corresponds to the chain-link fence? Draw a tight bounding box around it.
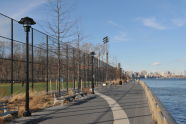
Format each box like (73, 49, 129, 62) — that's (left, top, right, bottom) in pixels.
(0, 13, 121, 97)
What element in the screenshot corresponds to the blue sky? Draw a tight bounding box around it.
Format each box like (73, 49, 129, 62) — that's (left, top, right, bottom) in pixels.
(0, 0, 186, 74)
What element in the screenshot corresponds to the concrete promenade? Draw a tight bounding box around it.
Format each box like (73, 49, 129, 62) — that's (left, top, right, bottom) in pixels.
(96, 82, 154, 124)
(13, 82, 154, 124)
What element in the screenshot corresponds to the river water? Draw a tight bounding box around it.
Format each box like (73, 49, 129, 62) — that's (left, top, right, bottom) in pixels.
(143, 79, 186, 124)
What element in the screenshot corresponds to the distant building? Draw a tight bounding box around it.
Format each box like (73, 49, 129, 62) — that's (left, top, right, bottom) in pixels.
(184, 70, 186, 76)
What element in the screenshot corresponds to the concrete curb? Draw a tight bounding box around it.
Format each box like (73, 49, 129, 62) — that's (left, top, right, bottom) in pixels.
(139, 81, 177, 124)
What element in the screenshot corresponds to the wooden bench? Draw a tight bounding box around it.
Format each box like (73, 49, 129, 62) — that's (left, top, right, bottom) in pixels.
(0, 111, 18, 117)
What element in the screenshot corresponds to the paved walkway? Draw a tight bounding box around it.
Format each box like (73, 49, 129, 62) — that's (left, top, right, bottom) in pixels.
(13, 95, 114, 124)
(12, 82, 154, 124)
(96, 82, 154, 124)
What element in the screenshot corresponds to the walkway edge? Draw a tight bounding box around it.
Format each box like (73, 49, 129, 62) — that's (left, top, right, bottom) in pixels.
(96, 91, 130, 124)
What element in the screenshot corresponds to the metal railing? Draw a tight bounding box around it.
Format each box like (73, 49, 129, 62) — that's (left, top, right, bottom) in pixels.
(0, 13, 121, 96)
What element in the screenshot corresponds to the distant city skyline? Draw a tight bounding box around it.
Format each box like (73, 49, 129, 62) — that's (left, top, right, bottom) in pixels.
(0, 0, 186, 74)
(184, 70, 186, 76)
(128, 70, 185, 76)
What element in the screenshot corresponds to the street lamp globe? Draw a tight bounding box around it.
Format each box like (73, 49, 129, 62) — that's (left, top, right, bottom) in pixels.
(90, 51, 95, 56)
(18, 17, 36, 32)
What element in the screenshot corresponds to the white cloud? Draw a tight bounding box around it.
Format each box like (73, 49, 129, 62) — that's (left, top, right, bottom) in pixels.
(151, 62, 161, 66)
(172, 18, 186, 27)
(137, 17, 166, 30)
(180, 58, 186, 62)
(112, 32, 128, 42)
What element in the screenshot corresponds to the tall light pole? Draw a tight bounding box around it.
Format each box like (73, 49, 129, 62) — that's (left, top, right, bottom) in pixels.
(90, 52, 95, 94)
(18, 17, 36, 117)
(103, 36, 109, 82)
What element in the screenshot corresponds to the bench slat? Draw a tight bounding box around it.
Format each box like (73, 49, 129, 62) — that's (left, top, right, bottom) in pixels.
(0, 111, 18, 117)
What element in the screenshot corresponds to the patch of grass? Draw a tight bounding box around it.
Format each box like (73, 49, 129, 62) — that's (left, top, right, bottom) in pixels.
(0, 85, 9, 98)
(0, 81, 92, 98)
(7, 91, 54, 117)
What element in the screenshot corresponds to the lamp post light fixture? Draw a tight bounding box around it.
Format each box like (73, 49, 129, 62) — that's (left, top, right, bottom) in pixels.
(18, 17, 36, 117)
(103, 36, 109, 44)
(90, 51, 95, 94)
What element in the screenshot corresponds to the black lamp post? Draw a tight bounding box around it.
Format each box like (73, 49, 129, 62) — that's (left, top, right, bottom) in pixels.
(90, 52, 95, 94)
(18, 17, 36, 117)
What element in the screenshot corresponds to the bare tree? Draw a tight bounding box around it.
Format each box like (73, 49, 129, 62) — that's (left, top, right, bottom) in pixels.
(43, 0, 77, 92)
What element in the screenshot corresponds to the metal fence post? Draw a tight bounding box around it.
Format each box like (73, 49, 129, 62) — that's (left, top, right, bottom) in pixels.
(66, 45, 69, 92)
(11, 19, 13, 95)
(83, 53, 86, 88)
(58, 42, 61, 95)
(87, 54, 90, 88)
(98, 55, 101, 85)
(78, 50, 81, 92)
(46, 35, 49, 93)
(96, 57, 99, 86)
(73, 48, 76, 90)
(85, 54, 88, 88)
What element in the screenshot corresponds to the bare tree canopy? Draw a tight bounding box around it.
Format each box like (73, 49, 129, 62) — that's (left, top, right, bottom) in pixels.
(45, 0, 77, 44)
